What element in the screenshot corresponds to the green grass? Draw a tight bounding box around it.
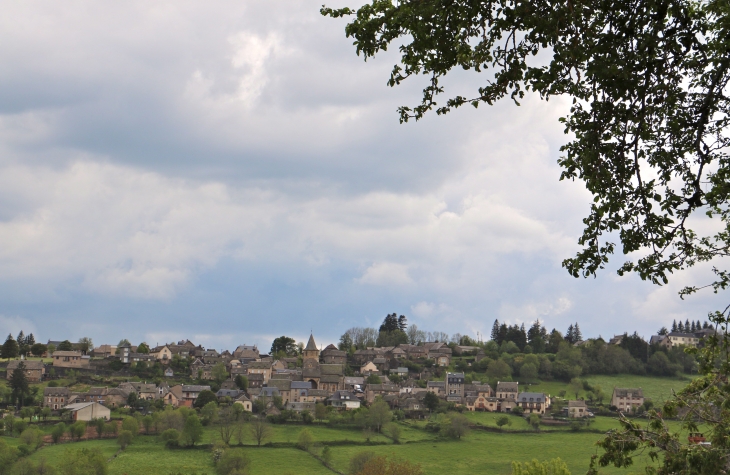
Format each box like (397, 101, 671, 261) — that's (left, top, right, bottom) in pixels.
(4, 418, 664, 475)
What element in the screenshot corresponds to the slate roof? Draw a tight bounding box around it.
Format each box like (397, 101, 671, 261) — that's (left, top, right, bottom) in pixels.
(568, 400, 587, 407)
(181, 385, 211, 392)
(320, 364, 344, 375)
(516, 392, 547, 403)
(44, 387, 70, 396)
(613, 388, 644, 398)
(267, 379, 292, 391)
(291, 381, 313, 390)
(7, 360, 44, 370)
(305, 334, 318, 351)
(496, 382, 519, 392)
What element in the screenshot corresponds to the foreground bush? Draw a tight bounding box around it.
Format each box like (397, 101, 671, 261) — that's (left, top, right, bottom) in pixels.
(216, 449, 251, 475)
(511, 458, 570, 475)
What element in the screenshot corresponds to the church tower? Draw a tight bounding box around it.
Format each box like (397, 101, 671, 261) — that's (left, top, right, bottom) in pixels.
(303, 333, 320, 361)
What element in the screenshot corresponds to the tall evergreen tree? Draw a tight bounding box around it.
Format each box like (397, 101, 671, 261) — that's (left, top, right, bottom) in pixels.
(497, 323, 508, 346)
(527, 320, 547, 353)
(2, 334, 18, 359)
(671, 320, 678, 332)
(9, 361, 29, 408)
(690, 321, 696, 332)
(704, 321, 710, 329)
(697, 320, 702, 331)
(678, 321, 685, 332)
(573, 323, 583, 342)
(379, 313, 400, 333)
(490, 320, 501, 342)
(25, 333, 35, 347)
(397, 315, 408, 331)
(685, 319, 691, 332)
(565, 324, 575, 344)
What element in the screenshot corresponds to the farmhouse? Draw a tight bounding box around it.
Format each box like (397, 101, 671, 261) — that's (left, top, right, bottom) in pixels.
(6, 360, 45, 382)
(611, 388, 644, 412)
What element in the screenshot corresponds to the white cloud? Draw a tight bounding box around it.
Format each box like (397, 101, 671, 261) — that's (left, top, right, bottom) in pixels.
(0, 315, 36, 339)
(499, 297, 574, 323)
(357, 262, 413, 286)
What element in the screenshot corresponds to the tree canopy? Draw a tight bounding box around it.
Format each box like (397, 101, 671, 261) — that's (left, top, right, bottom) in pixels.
(322, 0, 730, 296)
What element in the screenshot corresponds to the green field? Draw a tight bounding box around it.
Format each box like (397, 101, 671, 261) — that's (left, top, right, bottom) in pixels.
(5, 418, 667, 475)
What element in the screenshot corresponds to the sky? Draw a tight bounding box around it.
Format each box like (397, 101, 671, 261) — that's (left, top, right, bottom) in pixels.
(0, 1, 725, 351)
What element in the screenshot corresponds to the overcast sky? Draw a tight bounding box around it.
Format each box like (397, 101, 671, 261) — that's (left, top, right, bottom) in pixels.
(0, 1, 724, 351)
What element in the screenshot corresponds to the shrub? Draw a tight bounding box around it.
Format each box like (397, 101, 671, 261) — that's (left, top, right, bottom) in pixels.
(349, 451, 377, 475)
(496, 416, 511, 428)
(512, 406, 524, 415)
(121, 417, 139, 436)
(19, 427, 44, 450)
(385, 423, 401, 444)
(161, 428, 180, 448)
(117, 430, 133, 450)
(511, 457, 570, 475)
(51, 423, 66, 443)
(216, 449, 251, 475)
(14, 421, 28, 436)
(297, 429, 314, 452)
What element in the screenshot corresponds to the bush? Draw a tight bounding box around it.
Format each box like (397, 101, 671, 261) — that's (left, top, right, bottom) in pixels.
(512, 406, 524, 415)
(19, 427, 44, 450)
(216, 449, 251, 475)
(385, 423, 401, 444)
(161, 428, 180, 448)
(121, 417, 139, 436)
(16, 444, 32, 457)
(511, 457, 570, 475)
(349, 451, 377, 475)
(51, 423, 66, 443)
(14, 421, 28, 436)
(297, 428, 314, 452)
(496, 416, 511, 428)
(117, 430, 133, 450)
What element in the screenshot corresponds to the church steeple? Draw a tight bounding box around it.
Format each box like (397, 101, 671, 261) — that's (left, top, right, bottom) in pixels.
(303, 333, 319, 361)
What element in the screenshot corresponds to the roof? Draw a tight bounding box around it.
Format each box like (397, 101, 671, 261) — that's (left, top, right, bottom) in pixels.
(305, 334, 318, 351)
(7, 360, 44, 370)
(496, 382, 519, 392)
(182, 385, 211, 392)
(427, 381, 445, 387)
(260, 387, 281, 397)
(328, 390, 358, 401)
(323, 344, 338, 351)
(65, 402, 107, 411)
(248, 361, 272, 369)
(52, 351, 83, 357)
(320, 364, 343, 375)
(291, 381, 313, 390)
(267, 379, 292, 391)
(668, 332, 698, 338)
(44, 387, 70, 396)
(568, 400, 587, 407)
(517, 392, 547, 403)
(216, 389, 243, 398)
(344, 377, 364, 385)
(235, 394, 250, 402)
(613, 388, 644, 398)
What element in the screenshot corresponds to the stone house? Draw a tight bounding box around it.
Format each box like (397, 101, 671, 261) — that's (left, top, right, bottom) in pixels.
(445, 372, 465, 401)
(360, 361, 378, 374)
(248, 361, 273, 383)
(51, 351, 90, 368)
(426, 381, 445, 397)
(234, 394, 252, 411)
(516, 392, 549, 414)
(321, 344, 347, 364)
(568, 400, 588, 418)
(180, 385, 211, 407)
(6, 360, 45, 382)
(91, 345, 117, 358)
(496, 382, 519, 400)
(365, 384, 400, 403)
(611, 388, 644, 412)
(667, 332, 700, 348)
(327, 390, 361, 410)
(151, 345, 173, 363)
(43, 387, 71, 409)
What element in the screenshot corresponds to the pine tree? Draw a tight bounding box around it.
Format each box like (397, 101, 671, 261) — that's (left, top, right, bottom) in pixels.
(16, 331, 24, 346)
(685, 319, 691, 331)
(671, 320, 678, 332)
(491, 320, 501, 342)
(573, 323, 583, 342)
(379, 314, 400, 333)
(690, 321, 696, 332)
(2, 334, 18, 359)
(566, 324, 575, 344)
(697, 320, 702, 331)
(397, 315, 408, 331)
(9, 361, 29, 408)
(25, 333, 35, 347)
(678, 321, 684, 332)
(704, 321, 710, 329)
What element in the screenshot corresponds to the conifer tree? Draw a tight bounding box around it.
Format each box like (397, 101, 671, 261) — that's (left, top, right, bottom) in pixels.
(672, 320, 678, 332)
(2, 334, 18, 359)
(490, 320, 500, 342)
(566, 324, 575, 344)
(678, 321, 685, 332)
(9, 361, 29, 408)
(573, 323, 582, 342)
(397, 315, 407, 331)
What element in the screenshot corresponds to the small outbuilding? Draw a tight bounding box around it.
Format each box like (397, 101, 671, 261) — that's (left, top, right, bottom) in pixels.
(65, 402, 111, 421)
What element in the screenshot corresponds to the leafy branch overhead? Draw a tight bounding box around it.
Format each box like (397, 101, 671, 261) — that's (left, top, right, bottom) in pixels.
(322, 0, 730, 292)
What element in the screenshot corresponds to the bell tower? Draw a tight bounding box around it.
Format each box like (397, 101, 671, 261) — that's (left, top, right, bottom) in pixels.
(303, 333, 319, 361)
